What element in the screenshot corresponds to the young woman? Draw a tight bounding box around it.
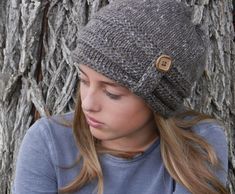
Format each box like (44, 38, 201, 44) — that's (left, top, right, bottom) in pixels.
(13, 0, 228, 194)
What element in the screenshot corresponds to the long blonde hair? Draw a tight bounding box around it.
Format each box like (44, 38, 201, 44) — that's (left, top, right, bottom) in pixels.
(59, 88, 228, 194)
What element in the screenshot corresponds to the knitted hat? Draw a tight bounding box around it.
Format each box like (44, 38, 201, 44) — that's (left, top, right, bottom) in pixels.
(72, 0, 207, 118)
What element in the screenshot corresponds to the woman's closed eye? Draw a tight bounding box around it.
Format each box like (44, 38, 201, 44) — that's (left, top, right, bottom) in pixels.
(79, 77, 122, 100)
(104, 90, 122, 100)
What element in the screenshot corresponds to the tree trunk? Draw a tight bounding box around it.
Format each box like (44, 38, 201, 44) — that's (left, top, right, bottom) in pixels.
(0, 0, 234, 193)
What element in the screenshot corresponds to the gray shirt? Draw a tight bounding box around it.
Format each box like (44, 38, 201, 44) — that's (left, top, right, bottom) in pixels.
(12, 112, 228, 194)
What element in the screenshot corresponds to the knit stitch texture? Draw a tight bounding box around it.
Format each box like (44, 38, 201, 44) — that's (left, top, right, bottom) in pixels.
(72, 0, 207, 117)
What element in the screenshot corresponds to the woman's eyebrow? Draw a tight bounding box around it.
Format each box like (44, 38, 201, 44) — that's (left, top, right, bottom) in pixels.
(99, 81, 120, 88)
(78, 67, 88, 76)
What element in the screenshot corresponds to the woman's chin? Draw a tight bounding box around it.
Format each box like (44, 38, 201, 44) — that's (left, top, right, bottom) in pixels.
(89, 126, 117, 141)
(89, 126, 108, 140)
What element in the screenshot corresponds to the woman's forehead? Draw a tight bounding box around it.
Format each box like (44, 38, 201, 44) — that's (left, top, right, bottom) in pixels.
(79, 64, 115, 82)
(78, 64, 129, 91)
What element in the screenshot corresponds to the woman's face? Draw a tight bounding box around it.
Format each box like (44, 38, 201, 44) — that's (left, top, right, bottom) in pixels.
(79, 64, 158, 151)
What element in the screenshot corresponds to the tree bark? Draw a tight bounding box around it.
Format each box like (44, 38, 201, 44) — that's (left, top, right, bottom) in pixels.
(0, 0, 234, 193)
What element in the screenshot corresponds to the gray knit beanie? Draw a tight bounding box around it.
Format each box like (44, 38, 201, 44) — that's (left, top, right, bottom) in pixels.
(72, 0, 207, 118)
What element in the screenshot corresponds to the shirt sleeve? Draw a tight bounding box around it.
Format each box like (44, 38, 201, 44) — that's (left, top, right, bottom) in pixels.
(173, 121, 228, 194)
(12, 118, 58, 194)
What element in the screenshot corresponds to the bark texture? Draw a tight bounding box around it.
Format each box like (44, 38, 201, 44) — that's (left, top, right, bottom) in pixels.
(0, 0, 234, 193)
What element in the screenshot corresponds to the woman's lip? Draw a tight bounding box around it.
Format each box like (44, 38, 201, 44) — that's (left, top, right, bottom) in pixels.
(86, 115, 103, 124)
(85, 115, 104, 128)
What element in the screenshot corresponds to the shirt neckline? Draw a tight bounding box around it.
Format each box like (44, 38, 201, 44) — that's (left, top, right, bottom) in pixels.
(100, 137, 160, 165)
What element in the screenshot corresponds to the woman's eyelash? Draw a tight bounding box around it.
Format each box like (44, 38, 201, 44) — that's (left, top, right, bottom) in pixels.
(104, 90, 121, 100)
(79, 77, 121, 100)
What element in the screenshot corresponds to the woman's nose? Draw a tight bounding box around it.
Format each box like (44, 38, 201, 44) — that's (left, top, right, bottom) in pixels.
(81, 88, 101, 113)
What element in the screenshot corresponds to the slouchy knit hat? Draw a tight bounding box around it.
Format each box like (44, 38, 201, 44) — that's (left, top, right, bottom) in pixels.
(72, 0, 207, 118)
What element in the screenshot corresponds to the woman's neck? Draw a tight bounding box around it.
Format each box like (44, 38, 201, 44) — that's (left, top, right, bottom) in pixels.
(101, 125, 159, 153)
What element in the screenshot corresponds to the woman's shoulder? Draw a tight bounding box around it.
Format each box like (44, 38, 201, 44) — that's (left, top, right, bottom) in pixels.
(190, 119, 227, 155)
(191, 119, 227, 144)
(29, 111, 75, 138)
(191, 119, 228, 176)
(23, 111, 78, 165)
(14, 111, 77, 193)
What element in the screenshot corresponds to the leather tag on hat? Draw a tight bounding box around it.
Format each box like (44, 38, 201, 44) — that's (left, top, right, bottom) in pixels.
(155, 55, 172, 72)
